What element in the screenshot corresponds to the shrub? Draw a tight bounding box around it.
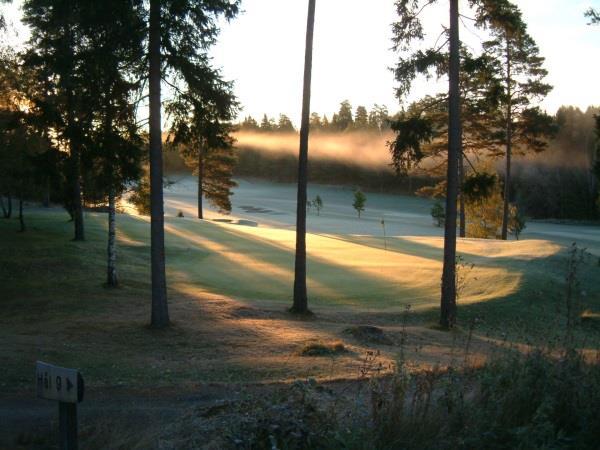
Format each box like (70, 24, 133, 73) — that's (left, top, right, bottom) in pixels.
(353, 189, 366, 218)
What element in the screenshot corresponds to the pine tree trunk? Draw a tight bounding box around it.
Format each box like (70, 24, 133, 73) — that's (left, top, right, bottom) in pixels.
(65, 21, 84, 241)
(7, 193, 12, 218)
(197, 146, 204, 219)
(501, 39, 512, 241)
(149, 0, 169, 328)
(71, 150, 85, 240)
(459, 149, 466, 238)
(18, 195, 25, 232)
(292, 0, 316, 314)
(107, 188, 118, 287)
(440, 0, 460, 329)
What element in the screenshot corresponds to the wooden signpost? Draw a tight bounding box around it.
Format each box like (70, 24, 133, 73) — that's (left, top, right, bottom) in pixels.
(36, 361, 84, 450)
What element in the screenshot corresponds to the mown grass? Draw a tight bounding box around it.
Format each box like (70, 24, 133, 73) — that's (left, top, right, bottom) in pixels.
(1, 208, 599, 395)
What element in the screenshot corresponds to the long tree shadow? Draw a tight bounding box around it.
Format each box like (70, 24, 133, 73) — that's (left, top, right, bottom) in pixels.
(118, 215, 437, 311)
(114, 213, 600, 346)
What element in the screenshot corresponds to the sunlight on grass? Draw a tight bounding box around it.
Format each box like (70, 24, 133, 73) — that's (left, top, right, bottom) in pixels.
(196, 221, 524, 309)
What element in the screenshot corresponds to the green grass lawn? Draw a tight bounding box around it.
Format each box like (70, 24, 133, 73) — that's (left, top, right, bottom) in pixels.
(1, 209, 599, 393)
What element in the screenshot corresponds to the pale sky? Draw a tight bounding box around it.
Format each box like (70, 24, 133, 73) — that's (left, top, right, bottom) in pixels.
(210, 0, 600, 124)
(2, 0, 599, 125)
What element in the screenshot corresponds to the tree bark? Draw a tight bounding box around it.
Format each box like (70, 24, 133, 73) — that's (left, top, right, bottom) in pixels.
(107, 188, 118, 287)
(18, 195, 25, 232)
(197, 145, 204, 219)
(440, 0, 460, 329)
(65, 20, 84, 241)
(149, 0, 169, 328)
(6, 193, 11, 218)
(501, 38, 512, 241)
(292, 0, 316, 314)
(459, 148, 466, 238)
(70, 147, 85, 241)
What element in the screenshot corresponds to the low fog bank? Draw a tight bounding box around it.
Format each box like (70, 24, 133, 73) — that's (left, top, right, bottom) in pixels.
(235, 131, 395, 169)
(164, 127, 599, 220)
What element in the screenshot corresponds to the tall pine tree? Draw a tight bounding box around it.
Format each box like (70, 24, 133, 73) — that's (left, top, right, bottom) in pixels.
(477, 0, 555, 239)
(391, 0, 522, 328)
(167, 68, 238, 219)
(23, 0, 89, 241)
(77, 1, 145, 287)
(292, 0, 316, 314)
(144, 0, 240, 328)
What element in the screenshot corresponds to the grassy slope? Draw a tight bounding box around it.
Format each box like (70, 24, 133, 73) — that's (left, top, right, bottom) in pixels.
(1, 209, 599, 393)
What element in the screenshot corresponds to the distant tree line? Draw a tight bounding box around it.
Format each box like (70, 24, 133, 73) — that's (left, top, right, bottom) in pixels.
(238, 101, 392, 134)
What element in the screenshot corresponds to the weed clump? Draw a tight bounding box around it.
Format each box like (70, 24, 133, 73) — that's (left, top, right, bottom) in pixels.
(337, 350, 600, 450)
(298, 340, 348, 356)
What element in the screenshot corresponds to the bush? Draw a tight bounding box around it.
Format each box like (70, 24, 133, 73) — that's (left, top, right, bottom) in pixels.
(353, 189, 366, 218)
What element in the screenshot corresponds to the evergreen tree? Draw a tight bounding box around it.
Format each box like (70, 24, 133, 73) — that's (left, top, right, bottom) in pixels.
(260, 113, 275, 131)
(354, 105, 369, 129)
(309, 112, 322, 131)
(167, 68, 238, 219)
(144, 0, 240, 328)
(391, 0, 516, 328)
(240, 116, 259, 131)
(0, 49, 49, 232)
(353, 189, 366, 218)
(22, 0, 90, 241)
(391, 49, 503, 237)
(277, 114, 295, 132)
(77, 0, 145, 287)
(368, 104, 389, 133)
(333, 100, 353, 131)
(478, 0, 555, 239)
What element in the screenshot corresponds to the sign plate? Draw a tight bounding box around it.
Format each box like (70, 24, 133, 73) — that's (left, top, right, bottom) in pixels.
(36, 361, 84, 403)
